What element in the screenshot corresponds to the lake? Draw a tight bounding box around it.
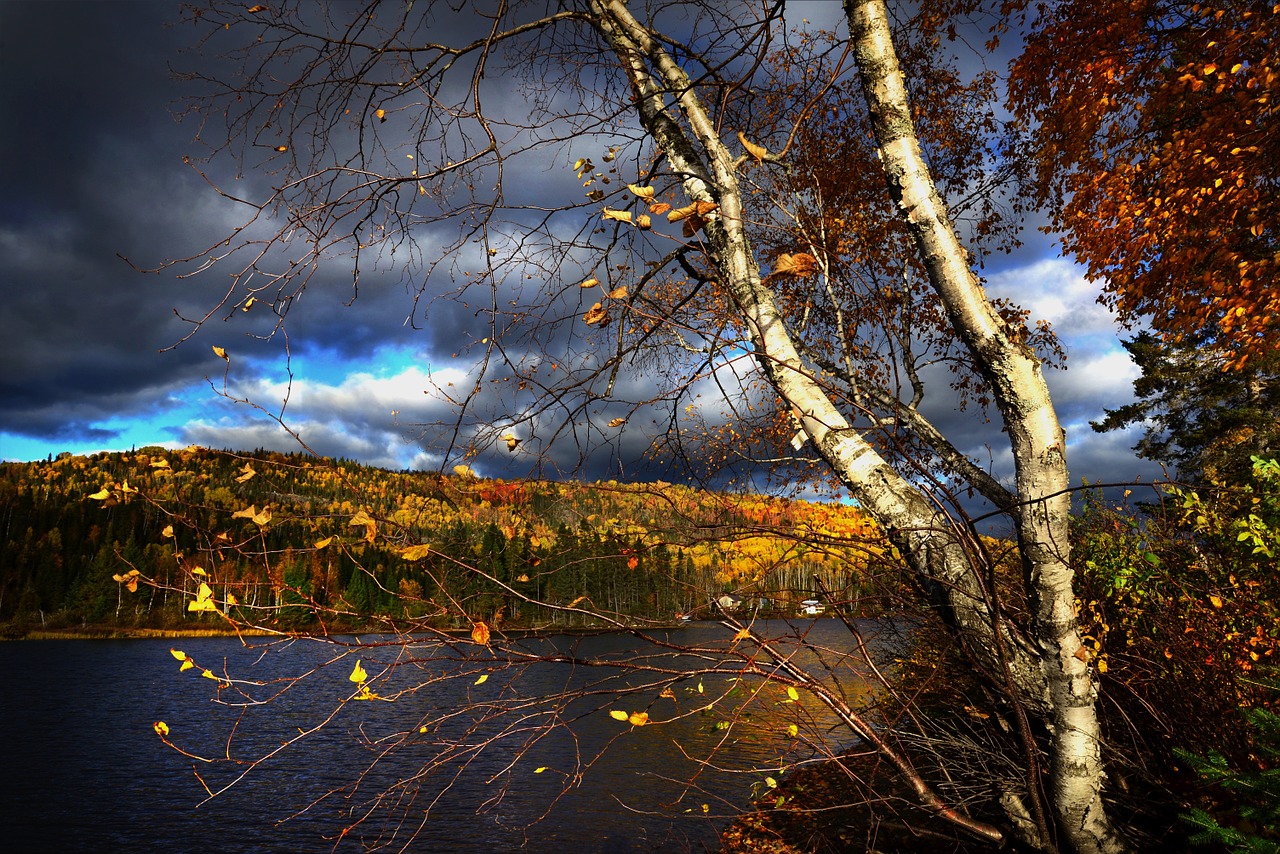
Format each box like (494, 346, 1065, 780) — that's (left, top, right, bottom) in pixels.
(0, 619, 898, 852)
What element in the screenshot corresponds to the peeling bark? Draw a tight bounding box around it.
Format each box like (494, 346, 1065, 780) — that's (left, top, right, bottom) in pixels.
(843, 2, 1125, 851)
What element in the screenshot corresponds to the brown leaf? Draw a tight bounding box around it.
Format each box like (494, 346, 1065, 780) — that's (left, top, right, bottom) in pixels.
(649, 202, 672, 215)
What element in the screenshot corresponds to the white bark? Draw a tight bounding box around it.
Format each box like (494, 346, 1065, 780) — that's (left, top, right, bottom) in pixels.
(588, 0, 1048, 711)
(843, 2, 1124, 851)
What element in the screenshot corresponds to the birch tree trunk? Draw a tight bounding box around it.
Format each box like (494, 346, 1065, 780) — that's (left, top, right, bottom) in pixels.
(590, 0, 1124, 850)
(842, 2, 1123, 851)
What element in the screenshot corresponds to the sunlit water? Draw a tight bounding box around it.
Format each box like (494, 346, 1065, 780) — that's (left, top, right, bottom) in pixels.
(0, 619, 900, 852)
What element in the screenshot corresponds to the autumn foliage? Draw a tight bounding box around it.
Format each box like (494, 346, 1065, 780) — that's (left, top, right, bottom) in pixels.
(1011, 0, 1279, 368)
(0, 448, 890, 633)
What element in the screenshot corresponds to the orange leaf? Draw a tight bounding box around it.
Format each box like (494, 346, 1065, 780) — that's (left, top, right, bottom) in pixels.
(772, 253, 818, 278)
(471, 621, 491, 646)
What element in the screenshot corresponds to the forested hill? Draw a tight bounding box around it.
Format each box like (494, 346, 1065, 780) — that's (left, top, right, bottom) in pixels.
(0, 447, 888, 633)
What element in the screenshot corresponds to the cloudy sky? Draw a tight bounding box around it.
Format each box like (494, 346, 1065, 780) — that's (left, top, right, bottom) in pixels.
(0, 1, 1164, 495)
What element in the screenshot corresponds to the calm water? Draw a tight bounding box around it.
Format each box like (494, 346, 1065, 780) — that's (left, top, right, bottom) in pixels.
(0, 620, 896, 852)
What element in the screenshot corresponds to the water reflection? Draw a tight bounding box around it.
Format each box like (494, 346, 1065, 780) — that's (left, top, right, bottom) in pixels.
(0, 619, 900, 852)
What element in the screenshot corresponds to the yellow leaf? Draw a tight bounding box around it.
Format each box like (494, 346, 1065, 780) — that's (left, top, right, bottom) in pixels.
(191, 567, 207, 576)
(502, 433, 521, 452)
(737, 130, 768, 162)
(1209, 594, 1224, 609)
(607, 417, 626, 427)
(583, 303, 610, 326)
(610, 710, 630, 722)
(232, 505, 257, 520)
(517, 574, 530, 582)
(247, 5, 268, 13)
(452, 465, 476, 478)
(212, 345, 229, 361)
(471, 621, 491, 646)
(88, 487, 112, 500)
(601, 208, 633, 224)
(765, 776, 778, 789)
(226, 594, 238, 606)
(626, 183, 655, 200)
(251, 508, 272, 526)
(628, 711, 650, 726)
(153, 721, 169, 736)
(636, 214, 652, 230)
(274, 145, 288, 152)
(697, 680, 704, 694)
(733, 628, 751, 641)
(567, 595, 587, 608)
(605, 286, 627, 300)
(188, 582, 217, 612)
(534, 766, 548, 774)
(201, 669, 218, 681)
(349, 660, 368, 684)
(235, 463, 256, 483)
(399, 543, 433, 561)
(474, 674, 488, 685)
(349, 510, 377, 543)
(151, 459, 171, 469)
(787, 724, 798, 737)
(786, 686, 800, 702)
(171, 648, 188, 661)
(314, 536, 333, 549)
(177, 658, 195, 672)
(579, 277, 600, 289)
(375, 108, 386, 120)
(161, 525, 174, 538)
(1096, 658, 1108, 674)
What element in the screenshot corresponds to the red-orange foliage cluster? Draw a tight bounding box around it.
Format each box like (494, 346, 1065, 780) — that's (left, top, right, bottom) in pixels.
(1012, 0, 1279, 368)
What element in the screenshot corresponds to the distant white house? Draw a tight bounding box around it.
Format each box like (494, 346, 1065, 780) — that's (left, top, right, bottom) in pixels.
(799, 598, 826, 616)
(715, 593, 743, 612)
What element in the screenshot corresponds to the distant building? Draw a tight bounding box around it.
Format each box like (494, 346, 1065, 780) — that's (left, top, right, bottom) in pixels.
(799, 598, 826, 616)
(715, 593, 743, 612)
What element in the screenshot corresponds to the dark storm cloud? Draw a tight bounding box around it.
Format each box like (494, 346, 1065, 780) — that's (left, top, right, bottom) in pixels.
(0, 2, 215, 442)
(0, 1, 1154, 498)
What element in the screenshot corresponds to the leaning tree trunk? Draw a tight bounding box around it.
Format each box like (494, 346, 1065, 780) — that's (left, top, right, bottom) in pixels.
(843, 2, 1124, 851)
(587, 0, 1048, 707)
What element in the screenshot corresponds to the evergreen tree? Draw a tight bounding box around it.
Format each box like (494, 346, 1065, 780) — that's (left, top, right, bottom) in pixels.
(1093, 333, 1280, 483)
